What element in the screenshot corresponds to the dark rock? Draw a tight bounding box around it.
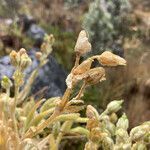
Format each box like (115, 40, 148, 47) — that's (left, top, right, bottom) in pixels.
(0, 15, 67, 98)
(0, 48, 67, 98)
(18, 14, 36, 32)
(26, 24, 45, 47)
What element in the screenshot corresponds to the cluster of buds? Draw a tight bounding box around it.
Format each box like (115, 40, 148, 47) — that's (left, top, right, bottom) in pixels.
(9, 48, 32, 87)
(115, 113, 131, 149)
(130, 121, 150, 144)
(36, 34, 55, 67)
(85, 99, 150, 149)
(41, 34, 55, 56)
(9, 48, 32, 71)
(85, 104, 116, 150)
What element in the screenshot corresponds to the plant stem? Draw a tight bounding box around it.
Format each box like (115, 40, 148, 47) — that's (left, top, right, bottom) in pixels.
(11, 84, 19, 137)
(74, 53, 80, 68)
(74, 81, 87, 100)
(23, 86, 72, 139)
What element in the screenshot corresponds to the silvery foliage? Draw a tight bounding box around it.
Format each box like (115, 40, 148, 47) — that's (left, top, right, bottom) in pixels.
(83, 0, 131, 54)
(64, 0, 84, 6)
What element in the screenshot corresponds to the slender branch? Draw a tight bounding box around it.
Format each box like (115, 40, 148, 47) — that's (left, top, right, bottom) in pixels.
(74, 81, 87, 100)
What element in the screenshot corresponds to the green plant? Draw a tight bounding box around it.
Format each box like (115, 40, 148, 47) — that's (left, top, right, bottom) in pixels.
(0, 30, 149, 150)
(83, 0, 131, 54)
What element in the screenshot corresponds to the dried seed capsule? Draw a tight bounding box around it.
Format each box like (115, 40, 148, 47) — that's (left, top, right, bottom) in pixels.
(84, 67, 106, 85)
(73, 58, 93, 75)
(86, 105, 99, 119)
(97, 51, 126, 66)
(9, 50, 19, 66)
(86, 118, 100, 131)
(75, 30, 91, 55)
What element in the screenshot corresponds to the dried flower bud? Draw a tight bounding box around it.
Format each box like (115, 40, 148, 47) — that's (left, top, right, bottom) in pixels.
(20, 52, 32, 70)
(116, 128, 130, 144)
(116, 113, 129, 130)
(90, 127, 102, 143)
(97, 51, 126, 66)
(19, 48, 26, 55)
(86, 105, 99, 119)
(1, 76, 12, 89)
(86, 118, 100, 131)
(75, 30, 91, 55)
(41, 34, 54, 55)
(109, 113, 118, 124)
(73, 58, 93, 75)
(106, 100, 123, 114)
(9, 50, 19, 66)
(35, 52, 42, 60)
(130, 123, 150, 142)
(84, 67, 106, 85)
(102, 137, 114, 150)
(10, 49, 32, 70)
(102, 119, 116, 136)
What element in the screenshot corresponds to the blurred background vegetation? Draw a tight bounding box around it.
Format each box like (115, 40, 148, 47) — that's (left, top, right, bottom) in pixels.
(0, 0, 150, 138)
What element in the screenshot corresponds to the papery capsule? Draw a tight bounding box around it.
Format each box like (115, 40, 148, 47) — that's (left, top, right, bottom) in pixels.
(84, 67, 106, 85)
(86, 105, 99, 119)
(73, 58, 93, 75)
(97, 51, 126, 66)
(75, 30, 91, 55)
